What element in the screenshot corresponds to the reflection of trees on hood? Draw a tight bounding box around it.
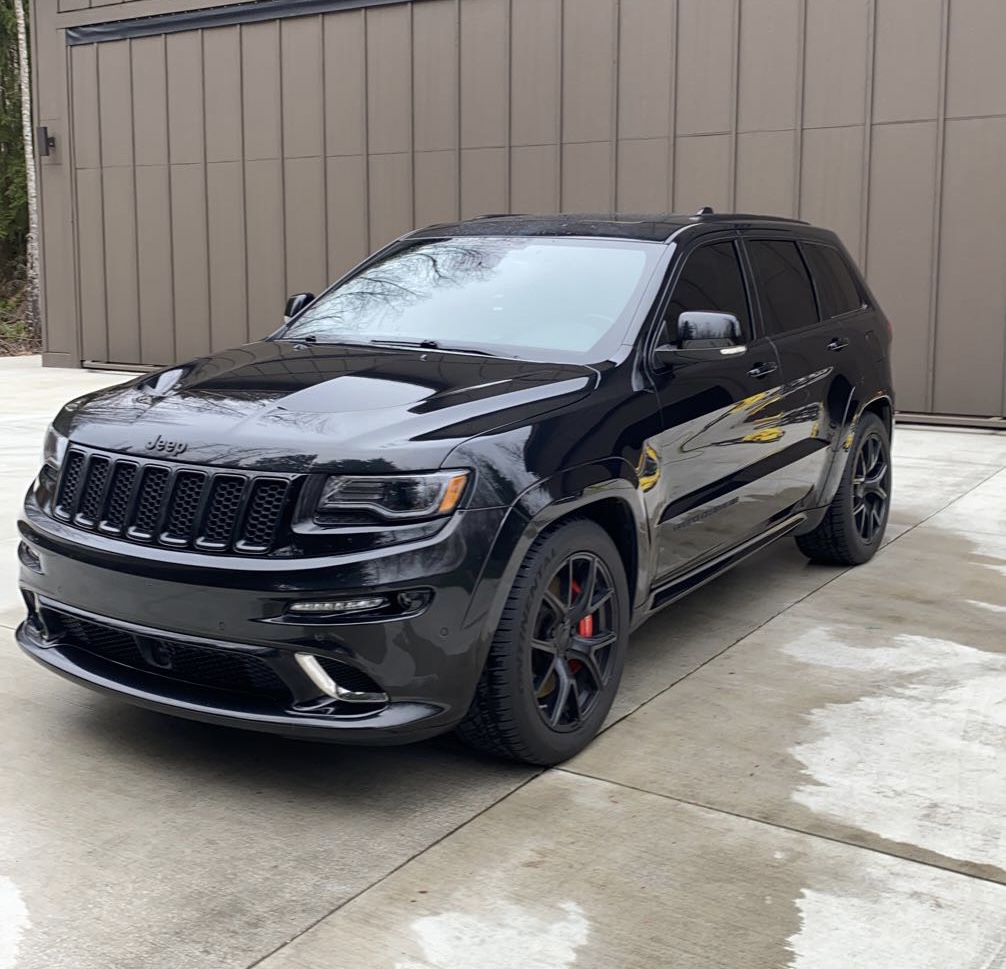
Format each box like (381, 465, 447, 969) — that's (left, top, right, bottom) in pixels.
(292, 240, 519, 336)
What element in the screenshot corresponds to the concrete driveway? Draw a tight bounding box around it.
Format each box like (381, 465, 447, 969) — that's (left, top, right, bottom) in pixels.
(2, 355, 1005, 969)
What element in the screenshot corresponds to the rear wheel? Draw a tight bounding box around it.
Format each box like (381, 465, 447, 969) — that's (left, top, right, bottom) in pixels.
(796, 411, 892, 566)
(457, 519, 630, 766)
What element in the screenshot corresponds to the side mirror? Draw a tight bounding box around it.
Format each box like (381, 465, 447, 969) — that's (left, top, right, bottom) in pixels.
(654, 311, 745, 367)
(284, 292, 315, 323)
(676, 311, 743, 348)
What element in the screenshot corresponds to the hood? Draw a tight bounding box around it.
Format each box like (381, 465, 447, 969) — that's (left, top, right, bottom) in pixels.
(57, 341, 597, 473)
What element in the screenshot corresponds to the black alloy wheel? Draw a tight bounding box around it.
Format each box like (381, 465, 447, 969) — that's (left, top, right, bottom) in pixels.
(851, 430, 891, 543)
(530, 553, 618, 731)
(795, 410, 892, 566)
(457, 518, 630, 765)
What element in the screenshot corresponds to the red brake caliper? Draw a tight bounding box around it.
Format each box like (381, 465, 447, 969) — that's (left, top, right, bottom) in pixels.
(571, 580, 594, 637)
(569, 581, 593, 674)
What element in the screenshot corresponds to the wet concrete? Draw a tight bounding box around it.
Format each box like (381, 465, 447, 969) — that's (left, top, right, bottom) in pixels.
(2, 356, 1005, 968)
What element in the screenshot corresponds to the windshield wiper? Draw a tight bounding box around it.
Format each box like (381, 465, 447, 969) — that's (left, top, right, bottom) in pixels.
(368, 339, 500, 357)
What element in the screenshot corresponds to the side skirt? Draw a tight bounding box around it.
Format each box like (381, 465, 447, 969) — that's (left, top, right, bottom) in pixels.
(638, 514, 807, 626)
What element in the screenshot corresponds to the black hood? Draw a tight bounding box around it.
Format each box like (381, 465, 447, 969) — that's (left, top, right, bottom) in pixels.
(56, 341, 597, 473)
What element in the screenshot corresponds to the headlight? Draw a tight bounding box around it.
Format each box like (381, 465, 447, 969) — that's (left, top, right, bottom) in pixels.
(42, 424, 68, 470)
(316, 470, 469, 522)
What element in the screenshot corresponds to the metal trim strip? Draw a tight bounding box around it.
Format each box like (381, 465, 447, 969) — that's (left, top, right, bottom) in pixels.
(65, 0, 425, 47)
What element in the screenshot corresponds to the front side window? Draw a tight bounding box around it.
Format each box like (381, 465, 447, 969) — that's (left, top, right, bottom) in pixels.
(746, 239, 818, 335)
(661, 241, 751, 343)
(278, 237, 662, 363)
(802, 243, 863, 320)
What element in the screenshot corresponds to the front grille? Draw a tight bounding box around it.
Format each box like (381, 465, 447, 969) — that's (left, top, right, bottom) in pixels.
(52, 448, 294, 554)
(54, 612, 289, 699)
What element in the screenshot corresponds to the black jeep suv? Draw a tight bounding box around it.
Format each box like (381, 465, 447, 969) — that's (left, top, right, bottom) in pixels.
(17, 212, 894, 765)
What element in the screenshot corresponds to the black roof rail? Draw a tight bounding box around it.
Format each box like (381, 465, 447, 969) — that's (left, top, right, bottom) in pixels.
(690, 210, 811, 225)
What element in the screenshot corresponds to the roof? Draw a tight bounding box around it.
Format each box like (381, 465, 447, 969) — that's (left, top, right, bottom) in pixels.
(405, 211, 810, 244)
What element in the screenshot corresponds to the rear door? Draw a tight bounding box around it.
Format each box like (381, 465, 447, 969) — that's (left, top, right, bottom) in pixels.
(741, 237, 836, 506)
(645, 237, 790, 582)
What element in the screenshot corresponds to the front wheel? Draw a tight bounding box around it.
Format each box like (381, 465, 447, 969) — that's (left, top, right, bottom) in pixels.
(796, 411, 892, 566)
(457, 519, 630, 766)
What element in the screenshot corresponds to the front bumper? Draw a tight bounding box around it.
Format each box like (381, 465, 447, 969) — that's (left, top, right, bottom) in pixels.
(15, 498, 512, 744)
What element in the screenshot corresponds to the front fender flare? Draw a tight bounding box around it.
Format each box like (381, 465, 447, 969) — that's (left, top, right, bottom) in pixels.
(459, 459, 649, 677)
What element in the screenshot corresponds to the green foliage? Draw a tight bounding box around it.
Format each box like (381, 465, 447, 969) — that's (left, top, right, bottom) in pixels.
(0, 0, 27, 277)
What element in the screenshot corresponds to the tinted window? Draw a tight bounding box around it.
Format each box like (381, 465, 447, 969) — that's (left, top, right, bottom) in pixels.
(746, 240, 818, 335)
(281, 237, 662, 363)
(803, 243, 863, 319)
(663, 242, 751, 342)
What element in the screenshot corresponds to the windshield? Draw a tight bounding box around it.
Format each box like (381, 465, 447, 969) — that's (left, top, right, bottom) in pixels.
(277, 236, 662, 362)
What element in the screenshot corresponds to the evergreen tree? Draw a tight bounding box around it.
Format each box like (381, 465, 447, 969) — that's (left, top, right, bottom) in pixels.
(0, 0, 26, 277)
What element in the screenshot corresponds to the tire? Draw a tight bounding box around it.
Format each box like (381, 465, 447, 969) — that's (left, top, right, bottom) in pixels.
(796, 411, 892, 566)
(457, 519, 630, 766)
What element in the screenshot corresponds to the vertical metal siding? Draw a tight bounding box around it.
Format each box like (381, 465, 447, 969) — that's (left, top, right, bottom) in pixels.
(34, 0, 1006, 417)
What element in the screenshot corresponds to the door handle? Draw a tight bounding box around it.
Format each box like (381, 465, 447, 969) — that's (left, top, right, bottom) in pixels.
(827, 337, 850, 352)
(747, 362, 778, 379)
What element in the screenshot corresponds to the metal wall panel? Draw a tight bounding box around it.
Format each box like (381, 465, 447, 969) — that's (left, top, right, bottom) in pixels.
(933, 118, 1006, 417)
(460, 0, 508, 150)
(134, 164, 175, 364)
(413, 0, 458, 153)
(617, 0, 673, 141)
(131, 35, 168, 166)
(241, 21, 282, 161)
(616, 139, 669, 212)
(735, 130, 796, 218)
(101, 166, 140, 364)
(165, 31, 204, 165)
(32, 0, 76, 362)
(803, 0, 870, 128)
(510, 0, 560, 148)
(245, 159, 286, 339)
(674, 136, 732, 212)
(946, 0, 1006, 119)
(460, 147, 506, 219)
(203, 28, 243, 163)
(562, 0, 616, 144)
(737, 0, 800, 133)
(323, 12, 366, 157)
(169, 163, 210, 361)
(866, 122, 939, 412)
(207, 161, 248, 349)
(326, 154, 370, 279)
(677, 0, 735, 137)
(40, 0, 1006, 415)
(282, 16, 325, 160)
(510, 144, 558, 213)
(873, 0, 943, 124)
(799, 125, 865, 261)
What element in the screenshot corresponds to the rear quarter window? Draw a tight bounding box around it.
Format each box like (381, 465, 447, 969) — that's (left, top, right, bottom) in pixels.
(802, 243, 864, 320)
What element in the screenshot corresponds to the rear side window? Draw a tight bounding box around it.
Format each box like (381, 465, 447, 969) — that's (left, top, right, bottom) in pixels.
(745, 240, 818, 335)
(662, 241, 751, 342)
(802, 243, 863, 319)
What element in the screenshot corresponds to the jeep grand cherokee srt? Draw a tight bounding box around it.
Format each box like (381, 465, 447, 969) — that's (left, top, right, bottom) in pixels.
(16, 211, 894, 765)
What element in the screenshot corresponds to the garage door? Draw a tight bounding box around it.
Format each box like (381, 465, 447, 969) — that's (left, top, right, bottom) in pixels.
(50, 0, 1006, 419)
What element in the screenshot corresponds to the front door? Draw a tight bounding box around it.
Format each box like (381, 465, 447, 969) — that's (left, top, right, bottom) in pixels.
(644, 238, 790, 583)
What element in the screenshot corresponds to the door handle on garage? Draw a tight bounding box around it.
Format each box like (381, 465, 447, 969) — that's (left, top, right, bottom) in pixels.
(827, 337, 850, 352)
(747, 362, 778, 379)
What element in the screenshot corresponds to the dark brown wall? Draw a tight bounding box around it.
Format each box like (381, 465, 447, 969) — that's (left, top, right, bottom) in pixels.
(31, 0, 1006, 417)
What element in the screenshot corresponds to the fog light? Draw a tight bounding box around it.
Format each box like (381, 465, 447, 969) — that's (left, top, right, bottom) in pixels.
(288, 596, 388, 616)
(397, 590, 432, 612)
